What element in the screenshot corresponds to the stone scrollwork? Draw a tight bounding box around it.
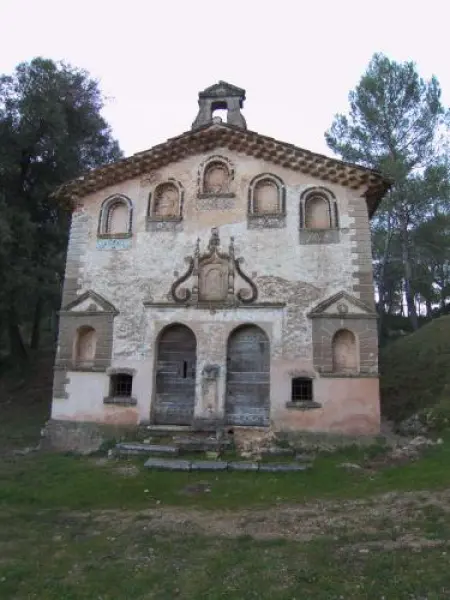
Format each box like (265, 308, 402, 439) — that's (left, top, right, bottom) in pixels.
(170, 228, 258, 306)
(170, 256, 194, 303)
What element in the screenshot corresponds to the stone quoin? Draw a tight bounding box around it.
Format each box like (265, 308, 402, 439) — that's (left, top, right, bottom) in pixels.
(50, 81, 390, 443)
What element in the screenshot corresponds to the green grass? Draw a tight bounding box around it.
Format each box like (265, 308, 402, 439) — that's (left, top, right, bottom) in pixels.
(2, 437, 450, 512)
(380, 314, 450, 422)
(1, 507, 449, 599)
(2, 373, 450, 597)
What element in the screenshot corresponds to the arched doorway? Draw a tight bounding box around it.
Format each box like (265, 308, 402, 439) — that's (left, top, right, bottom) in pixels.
(225, 325, 270, 426)
(153, 324, 197, 425)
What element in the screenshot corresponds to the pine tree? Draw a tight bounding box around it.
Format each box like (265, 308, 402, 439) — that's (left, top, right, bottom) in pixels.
(326, 53, 449, 331)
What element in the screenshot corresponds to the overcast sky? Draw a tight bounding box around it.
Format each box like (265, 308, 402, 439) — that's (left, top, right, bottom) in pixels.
(1, 0, 449, 159)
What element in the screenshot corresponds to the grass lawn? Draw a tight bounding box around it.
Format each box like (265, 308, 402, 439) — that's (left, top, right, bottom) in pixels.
(1, 398, 450, 598)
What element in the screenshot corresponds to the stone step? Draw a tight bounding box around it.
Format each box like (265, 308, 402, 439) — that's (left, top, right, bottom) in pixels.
(174, 437, 232, 452)
(144, 458, 191, 471)
(144, 457, 312, 472)
(116, 435, 232, 456)
(138, 425, 193, 438)
(115, 443, 178, 457)
(261, 447, 295, 458)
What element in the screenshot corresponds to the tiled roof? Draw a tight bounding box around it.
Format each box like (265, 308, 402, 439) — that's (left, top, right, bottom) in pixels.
(56, 123, 391, 216)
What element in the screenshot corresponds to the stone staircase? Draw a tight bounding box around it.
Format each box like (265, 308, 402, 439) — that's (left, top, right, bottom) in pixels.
(113, 426, 314, 472)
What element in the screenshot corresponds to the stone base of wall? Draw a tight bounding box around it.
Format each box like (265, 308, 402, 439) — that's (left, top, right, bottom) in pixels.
(40, 419, 137, 455)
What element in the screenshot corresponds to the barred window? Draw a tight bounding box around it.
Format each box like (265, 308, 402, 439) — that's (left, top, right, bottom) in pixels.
(110, 374, 133, 397)
(291, 377, 313, 402)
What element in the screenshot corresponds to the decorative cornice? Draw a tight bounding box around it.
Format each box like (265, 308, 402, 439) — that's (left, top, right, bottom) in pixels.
(319, 372, 379, 378)
(143, 301, 286, 309)
(309, 312, 378, 320)
(54, 123, 391, 216)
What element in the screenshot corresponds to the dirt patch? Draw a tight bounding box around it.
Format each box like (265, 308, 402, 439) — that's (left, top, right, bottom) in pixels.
(62, 488, 450, 544)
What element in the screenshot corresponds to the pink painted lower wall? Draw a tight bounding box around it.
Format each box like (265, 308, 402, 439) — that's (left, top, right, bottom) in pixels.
(53, 371, 379, 436)
(272, 377, 380, 435)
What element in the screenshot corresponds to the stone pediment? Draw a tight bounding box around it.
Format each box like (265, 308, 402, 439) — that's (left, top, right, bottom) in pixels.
(169, 228, 258, 307)
(62, 290, 118, 314)
(308, 291, 377, 319)
(199, 81, 246, 99)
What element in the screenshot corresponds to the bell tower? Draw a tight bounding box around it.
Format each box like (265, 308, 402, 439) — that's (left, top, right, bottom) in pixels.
(192, 81, 247, 130)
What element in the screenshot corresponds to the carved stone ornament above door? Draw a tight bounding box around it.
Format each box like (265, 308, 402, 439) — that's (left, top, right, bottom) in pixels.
(170, 228, 258, 307)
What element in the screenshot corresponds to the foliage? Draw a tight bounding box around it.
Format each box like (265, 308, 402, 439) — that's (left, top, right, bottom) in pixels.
(326, 53, 450, 331)
(0, 57, 122, 360)
(380, 315, 450, 422)
(421, 385, 450, 432)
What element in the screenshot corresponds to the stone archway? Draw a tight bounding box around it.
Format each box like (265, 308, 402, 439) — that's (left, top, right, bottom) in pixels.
(153, 324, 197, 425)
(225, 325, 270, 427)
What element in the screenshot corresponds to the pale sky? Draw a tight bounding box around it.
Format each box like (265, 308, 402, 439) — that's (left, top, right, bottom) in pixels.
(1, 0, 449, 159)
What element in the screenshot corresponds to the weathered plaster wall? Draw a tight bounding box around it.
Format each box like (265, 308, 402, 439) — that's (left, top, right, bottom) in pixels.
(52, 148, 379, 433)
(273, 377, 380, 435)
(51, 371, 139, 425)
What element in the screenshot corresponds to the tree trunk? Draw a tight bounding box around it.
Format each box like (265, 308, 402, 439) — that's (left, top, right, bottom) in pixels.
(440, 289, 447, 311)
(401, 230, 419, 330)
(377, 282, 385, 339)
(30, 296, 43, 350)
(425, 298, 433, 318)
(376, 225, 393, 339)
(7, 306, 28, 363)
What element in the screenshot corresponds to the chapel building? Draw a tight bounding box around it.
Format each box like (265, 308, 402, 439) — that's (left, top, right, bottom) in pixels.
(51, 82, 390, 436)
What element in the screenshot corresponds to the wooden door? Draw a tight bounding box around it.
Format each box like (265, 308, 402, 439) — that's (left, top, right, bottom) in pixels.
(225, 325, 270, 426)
(153, 324, 196, 425)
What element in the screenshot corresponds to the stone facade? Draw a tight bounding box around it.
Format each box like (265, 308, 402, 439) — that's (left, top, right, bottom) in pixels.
(51, 82, 389, 437)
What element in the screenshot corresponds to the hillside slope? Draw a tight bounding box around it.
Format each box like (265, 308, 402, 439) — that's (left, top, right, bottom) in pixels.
(380, 315, 450, 422)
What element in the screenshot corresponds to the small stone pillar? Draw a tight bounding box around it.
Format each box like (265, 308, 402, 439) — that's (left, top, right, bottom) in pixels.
(196, 363, 222, 428)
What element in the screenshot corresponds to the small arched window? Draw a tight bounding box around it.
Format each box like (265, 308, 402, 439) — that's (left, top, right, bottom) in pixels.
(254, 180, 280, 214)
(98, 195, 132, 236)
(305, 195, 331, 228)
(198, 156, 234, 197)
(204, 161, 230, 194)
(149, 181, 183, 220)
(332, 329, 358, 373)
(248, 174, 285, 216)
(300, 188, 338, 230)
(74, 326, 97, 367)
(107, 202, 129, 234)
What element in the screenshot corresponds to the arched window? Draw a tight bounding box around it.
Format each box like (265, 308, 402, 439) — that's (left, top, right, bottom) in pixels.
(332, 329, 358, 373)
(98, 195, 132, 236)
(107, 201, 129, 234)
(198, 156, 234, 197)
(248, 174, 285, 216)
(305, 195, 331, 228)
(300, 188, 338, 230)
(149, 181, 183, 220)
(74, 326, 97, 366)
(254, 180, 280, 214)
(203, 161, 230, 194)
